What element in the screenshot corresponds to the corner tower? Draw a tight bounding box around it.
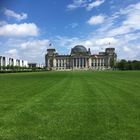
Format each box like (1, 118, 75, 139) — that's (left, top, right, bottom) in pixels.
(45, 48, 56, 70)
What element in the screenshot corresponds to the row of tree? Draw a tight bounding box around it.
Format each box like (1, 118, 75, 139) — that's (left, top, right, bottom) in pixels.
(1, 60, 140, 71)
(0, 65, 45, 72)
(115, 60, 140, 70)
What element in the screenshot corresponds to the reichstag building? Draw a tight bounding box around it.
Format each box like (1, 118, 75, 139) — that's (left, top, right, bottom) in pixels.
(45, 45, 117, 70)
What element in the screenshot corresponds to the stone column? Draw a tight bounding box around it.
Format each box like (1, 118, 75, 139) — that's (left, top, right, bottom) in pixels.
(83, 58, 85, 68)
(79, 58, 80, 68)
(0, 57, 2, 70)
(59, 59, 60, 68)
(65, 59, 66, 69)
(88, 58, 91, 68)
(103, 59, 104, 69)
(61, 59, 63, 68)
(95, 58, 97, 69)
(66, 58, 67, 69)
(86, 58, 88, 68)
(60, 59, 61, 68)
(108, 57, 110, 68)
(63, 59, 64, 68)
(74, 58, 76, 68)
(81, 58, 82, 68)
(56, 59, 57, 68)
(0, 57, 2, 67)
(96, 59, 98, 69)
(53, 58, 56, 69)
(98, 58, 100, 69)
(76, 58, 77, 69)
(92, 58, 93, 68)
(63, 59, 65, 69)
(84, 58, 85, 68)
(93, 59, 95, 68)
(57, 59, 59, 68)
(47, 59, 50, 68)
(62, 59, 63, 68)
(100, 58, 102, 70)
(82, 58, 83, 68)
(72, 58, 74, 68)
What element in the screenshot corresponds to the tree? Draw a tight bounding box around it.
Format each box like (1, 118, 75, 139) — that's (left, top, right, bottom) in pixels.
(117, 59, 127, 70)
(110, 57, 115, 69)
(116, 59, 140, 70)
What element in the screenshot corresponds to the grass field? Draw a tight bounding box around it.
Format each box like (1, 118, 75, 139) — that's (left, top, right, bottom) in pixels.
(0, 71, 140, 140)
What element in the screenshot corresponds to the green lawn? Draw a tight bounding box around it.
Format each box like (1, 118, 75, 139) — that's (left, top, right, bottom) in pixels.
(0, 71, 140, 140)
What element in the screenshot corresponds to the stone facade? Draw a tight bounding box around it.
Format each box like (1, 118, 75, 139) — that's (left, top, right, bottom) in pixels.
(45, 45, 117, 70)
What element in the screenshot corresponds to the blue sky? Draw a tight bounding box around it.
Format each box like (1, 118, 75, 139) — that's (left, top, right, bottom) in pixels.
(0, 0, 140, 63)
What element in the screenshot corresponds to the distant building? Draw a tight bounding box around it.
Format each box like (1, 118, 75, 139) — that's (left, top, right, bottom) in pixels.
(0, 56, 28, 68)
(28, 63, 37, 68)
(45, 45, 117, 70)
(28, 63, 44, 68)
(37, 64, 44, 68)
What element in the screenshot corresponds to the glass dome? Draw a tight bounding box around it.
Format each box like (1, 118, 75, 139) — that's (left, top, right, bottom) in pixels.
(71, 45, 87, 54)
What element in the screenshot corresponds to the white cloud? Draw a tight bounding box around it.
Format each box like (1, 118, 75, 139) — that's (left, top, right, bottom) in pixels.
(95, 37, 117, 46)
(87, 0, 105, 11)
(12, 39, 50, 62)
(1, 2, 140, 62)
(87, 15, 105, 25)
(123, 11, 140, 30)
(54, 36, 114, 54)
(67, 0, 105, 10)
(2, 38, 50, 63)
(19, 39, 50, 62)
(136, 46, 140, 49)
(20, 39, 50, 50)
(0, 23, 39, 37)
(4, 8, 27, 21)
(123, 46, 131, 52)
(108, 26, 131, 36)
(55, 2, 140, 60)
(54, 34, 140, 60)
(54, 36, 80, 50)
(84, 40, 94, 47)
(0, 21, 7, 26)
(108, 2, 140, 37)
(5, 49, 18, 58)
(54, 36, 100, 54)
(71, 22, 79, 28)
(67, 0, 87, 10)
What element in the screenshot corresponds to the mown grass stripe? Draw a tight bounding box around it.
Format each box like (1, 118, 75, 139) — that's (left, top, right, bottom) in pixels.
(0, 71, 140, 140)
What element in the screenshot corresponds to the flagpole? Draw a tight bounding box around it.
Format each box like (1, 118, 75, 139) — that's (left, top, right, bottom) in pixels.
(109, 42, 111, 47)
(48, 42, 52, 49)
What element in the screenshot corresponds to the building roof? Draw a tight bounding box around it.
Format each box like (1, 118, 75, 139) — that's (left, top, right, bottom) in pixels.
(71, 45, 87, 54)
